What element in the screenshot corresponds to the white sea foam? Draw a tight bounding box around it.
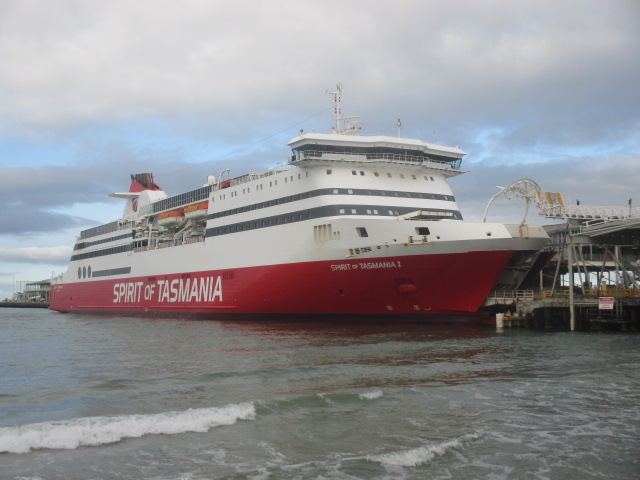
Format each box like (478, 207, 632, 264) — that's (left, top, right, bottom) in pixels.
(0, 402, 255, 454)
(368, 434, 477, 467)
(358, 390, 383, 400)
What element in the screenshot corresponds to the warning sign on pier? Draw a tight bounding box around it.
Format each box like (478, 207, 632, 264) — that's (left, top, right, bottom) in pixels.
(599, 297, 615, 310)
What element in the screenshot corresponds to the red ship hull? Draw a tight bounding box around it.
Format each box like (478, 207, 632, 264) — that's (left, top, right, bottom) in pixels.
(50, 250, 513, 320)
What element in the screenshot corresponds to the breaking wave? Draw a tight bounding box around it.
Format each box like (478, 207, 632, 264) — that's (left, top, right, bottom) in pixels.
(368, 433, 477, 467)
(358, 390, 383, 400)
(0, 402, 255, 454)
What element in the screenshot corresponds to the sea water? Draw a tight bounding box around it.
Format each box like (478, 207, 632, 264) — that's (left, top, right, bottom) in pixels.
(0, 308, 638, 479)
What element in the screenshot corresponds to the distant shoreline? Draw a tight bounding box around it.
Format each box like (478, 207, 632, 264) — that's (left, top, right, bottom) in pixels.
(0, 301, 49, 309)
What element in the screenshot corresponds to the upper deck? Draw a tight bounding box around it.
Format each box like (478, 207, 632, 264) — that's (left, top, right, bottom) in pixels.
(287, 132, 466, 174)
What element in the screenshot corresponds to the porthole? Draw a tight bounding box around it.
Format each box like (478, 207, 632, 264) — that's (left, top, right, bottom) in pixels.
(82, 266, 87, 278)
(87, 266, 92, 278)
(77, 267, 81, 279)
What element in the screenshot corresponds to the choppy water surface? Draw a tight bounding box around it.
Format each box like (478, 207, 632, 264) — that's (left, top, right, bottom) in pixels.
(0, 308, 638, 479)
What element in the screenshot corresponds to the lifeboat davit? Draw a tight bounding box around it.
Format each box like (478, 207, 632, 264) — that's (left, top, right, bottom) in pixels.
(184, 202, 208, 221)
(158, 210, 185, 228)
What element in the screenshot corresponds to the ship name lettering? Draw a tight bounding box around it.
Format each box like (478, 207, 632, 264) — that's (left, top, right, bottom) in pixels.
(112, 277, 223, 304)
(156, 276, 223, 303)
(112, 281, 144, 303)
(358, 261, 398, 270)
(331, 264, 351, 271)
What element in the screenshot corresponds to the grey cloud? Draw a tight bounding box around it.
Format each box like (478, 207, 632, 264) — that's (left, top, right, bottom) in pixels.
(0, 0, 638, 235)
(1, 1, 638, 148)
(0, 246, 71, 265)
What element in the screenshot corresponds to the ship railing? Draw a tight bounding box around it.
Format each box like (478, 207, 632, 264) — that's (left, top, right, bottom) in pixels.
(291, 150, 463, 170)
(215, 167, 291, 190)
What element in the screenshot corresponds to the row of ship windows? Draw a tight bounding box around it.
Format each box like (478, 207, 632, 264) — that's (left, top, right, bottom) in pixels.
(205, 204, 461, 238)
(80, 220, 134, 239)
(151, 185, 213, 214)
(219, 172, 307, 199)
(211, 188, 455, 219)
(336, 169, 435, 181)
(72, 244, 132, 262)
(74, 233, 132, 251)
(217, 170, 437, 200)
(77, 266, 132, 279)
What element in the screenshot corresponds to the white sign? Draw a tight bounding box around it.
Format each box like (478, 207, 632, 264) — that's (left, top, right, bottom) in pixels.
(599, 297, 615, 310)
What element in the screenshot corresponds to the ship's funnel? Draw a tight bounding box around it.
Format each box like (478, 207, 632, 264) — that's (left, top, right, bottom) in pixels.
(110, 173, 167, 218)
(129, 173, 162, 192)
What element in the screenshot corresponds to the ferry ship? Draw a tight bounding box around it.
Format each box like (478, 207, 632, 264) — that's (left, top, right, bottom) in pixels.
(50, 87, 549, 319)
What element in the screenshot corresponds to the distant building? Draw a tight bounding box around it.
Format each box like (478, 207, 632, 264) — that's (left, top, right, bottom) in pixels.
(23, 279, 51, 302)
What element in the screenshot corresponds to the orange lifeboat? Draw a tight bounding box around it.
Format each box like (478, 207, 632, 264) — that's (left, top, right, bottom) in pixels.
(184, 202, 208, 221)
(158, 210, 185, 228)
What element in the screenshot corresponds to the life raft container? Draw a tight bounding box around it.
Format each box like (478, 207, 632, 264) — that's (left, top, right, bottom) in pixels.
(184, 202, 208, 221)
(158, 210, 185, 228)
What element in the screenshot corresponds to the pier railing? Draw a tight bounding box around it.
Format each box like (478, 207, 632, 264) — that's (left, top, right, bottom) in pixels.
(487, 288, 640, 302)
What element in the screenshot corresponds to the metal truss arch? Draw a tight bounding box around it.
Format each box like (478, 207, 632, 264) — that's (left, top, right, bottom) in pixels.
(482, 178, 543, 226)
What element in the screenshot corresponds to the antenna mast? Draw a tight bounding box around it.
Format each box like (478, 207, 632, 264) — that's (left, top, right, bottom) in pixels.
(326, 83, 343, 133)
(326, 83, 361, 135)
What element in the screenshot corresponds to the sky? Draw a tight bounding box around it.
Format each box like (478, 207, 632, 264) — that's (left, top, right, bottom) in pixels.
(1, 0, 639, 299)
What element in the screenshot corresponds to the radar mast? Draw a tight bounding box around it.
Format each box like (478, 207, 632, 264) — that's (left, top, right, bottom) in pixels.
(326, 83, 361, 135)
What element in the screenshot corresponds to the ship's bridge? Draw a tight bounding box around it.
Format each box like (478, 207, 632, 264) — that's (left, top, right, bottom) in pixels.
(287, 133, 466, 175)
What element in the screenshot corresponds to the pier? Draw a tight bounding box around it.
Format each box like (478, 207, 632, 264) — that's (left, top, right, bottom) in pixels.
(484, 185, 639, 331)
(488, 290, 640, 331)
(0, 301, 50, 309)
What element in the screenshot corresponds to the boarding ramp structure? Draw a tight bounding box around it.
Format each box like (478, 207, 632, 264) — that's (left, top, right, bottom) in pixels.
(482, 179, 640, 329)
